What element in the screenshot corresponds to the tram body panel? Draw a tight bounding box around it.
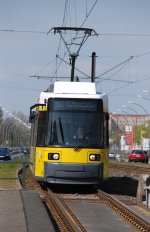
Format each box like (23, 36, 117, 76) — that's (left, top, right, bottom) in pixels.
(29, 81, 109, 185)
(32, 146, 109, 184)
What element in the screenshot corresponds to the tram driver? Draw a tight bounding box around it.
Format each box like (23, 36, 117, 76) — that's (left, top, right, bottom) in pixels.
(73, 126, 89, 141)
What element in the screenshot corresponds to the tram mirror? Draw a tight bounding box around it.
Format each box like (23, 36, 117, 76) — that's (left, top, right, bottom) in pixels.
(29, 111, 35, 123)
(104, 113, 109, 120)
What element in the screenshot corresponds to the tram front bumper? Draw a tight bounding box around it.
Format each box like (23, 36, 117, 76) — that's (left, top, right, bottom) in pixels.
(44, 162, 103, 185)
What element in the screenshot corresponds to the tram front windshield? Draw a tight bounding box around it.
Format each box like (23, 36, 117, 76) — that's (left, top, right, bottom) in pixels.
(46, 98, 104, 148)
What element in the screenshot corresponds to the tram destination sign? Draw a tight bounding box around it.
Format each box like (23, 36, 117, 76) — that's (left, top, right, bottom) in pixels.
(53, 99, 100, 111)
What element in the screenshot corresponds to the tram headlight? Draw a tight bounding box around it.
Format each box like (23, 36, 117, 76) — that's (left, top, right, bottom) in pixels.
(48, 153, 60, 160)
(89, 154, 101, 161)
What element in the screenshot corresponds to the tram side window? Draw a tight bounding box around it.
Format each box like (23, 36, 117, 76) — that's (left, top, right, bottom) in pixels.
(103, 112, 109, 148)
(36, 111, 46, 146)
(30, 114, 38, 146)
(30, 123, 35, 146)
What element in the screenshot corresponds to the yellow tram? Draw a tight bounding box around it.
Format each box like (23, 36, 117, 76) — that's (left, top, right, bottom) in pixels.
(29, 81, 109, 185)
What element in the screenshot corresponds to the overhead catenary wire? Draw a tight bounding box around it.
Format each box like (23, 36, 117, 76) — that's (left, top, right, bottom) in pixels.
(97, 61, 133, 83)
(1, 29, 150, 37)
(96, 56, 134, 79)
(107, 82, 133, 94)
(32, 50, 150, 82)
(56, 55, 90, 78)
(100, 50, 150, 94)
(1, 1, 150, 95)
(50, 0, 98, 79)
(1, 1, 150, 118)
(0, 29, 47, 34)
(80, 0, 98, 28)
(33, 58, 56, 77)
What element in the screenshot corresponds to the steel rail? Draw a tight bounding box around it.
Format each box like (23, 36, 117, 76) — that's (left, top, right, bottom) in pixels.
(45, 188, 86, 232)
(97, 189, 150, 232)
(27, 175, 86, 232)
(26, 174, 150, 232)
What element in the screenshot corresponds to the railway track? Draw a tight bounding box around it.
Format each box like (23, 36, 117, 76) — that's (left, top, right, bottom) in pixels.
(109, 162, 150, 175)
(27, 176, 85, 232)
(97, 189, 150, 232)
(26, 174, 150, 232)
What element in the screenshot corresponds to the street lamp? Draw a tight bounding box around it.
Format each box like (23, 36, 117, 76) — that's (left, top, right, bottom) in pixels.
(137, 95, 150, 158)
(143, 90, 150, 94)
(137, 94, 150, 102)
(122, 105, 145, 149)
(128, 100, 147, 128)
(118, 108, 136, 150)
(128, 101, 147, 114)
(122, 105, 139, 115)
(0, 105, 31, 147)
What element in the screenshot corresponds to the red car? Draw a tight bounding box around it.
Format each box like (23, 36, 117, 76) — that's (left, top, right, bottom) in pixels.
(128, 149, 148, 163)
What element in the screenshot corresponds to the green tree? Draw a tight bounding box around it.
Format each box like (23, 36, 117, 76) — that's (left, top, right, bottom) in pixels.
(134, 126, 141, 144)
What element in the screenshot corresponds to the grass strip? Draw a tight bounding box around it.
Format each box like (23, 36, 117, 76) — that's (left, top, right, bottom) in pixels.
(0, 158, 29, 189)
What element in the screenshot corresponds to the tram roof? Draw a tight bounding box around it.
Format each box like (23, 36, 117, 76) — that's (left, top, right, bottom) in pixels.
(36, 82, 108, 109)
(53, 82, 96, 94)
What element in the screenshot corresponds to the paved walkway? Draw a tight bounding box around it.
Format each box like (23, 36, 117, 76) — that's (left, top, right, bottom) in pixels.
(0, 189, 55, 232)
(0, 190, 27, 232)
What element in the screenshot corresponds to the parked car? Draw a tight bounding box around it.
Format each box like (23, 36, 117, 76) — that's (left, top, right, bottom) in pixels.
(20, 147, 30, 154)
(11, 147, 19, 154)
(109, 152, 116, 160)
(128, 149, 148, 163)
(0, 147, 11, 160)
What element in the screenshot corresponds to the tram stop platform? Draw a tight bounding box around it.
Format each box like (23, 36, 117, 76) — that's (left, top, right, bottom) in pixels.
(0, 189, 55, 232)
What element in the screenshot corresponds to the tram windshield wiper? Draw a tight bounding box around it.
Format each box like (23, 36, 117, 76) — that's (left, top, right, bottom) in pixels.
(49, 121, 56, 144)
(58, 117, 65, 144)
(73, 133, 89, 150)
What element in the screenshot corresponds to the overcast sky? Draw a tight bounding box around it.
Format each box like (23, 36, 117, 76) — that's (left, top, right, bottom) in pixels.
(0, 0, 150, 116)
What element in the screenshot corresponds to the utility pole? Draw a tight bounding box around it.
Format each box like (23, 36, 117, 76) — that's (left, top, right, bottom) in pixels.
(91, 52, 96, 82)
(70, 53, 77, 82)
